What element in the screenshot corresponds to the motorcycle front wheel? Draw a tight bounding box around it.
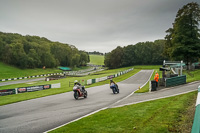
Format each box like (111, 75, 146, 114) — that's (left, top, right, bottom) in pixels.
(74, 91, 79, 100)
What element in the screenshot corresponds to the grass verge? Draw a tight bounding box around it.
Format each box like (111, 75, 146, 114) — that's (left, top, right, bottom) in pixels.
(183, 69, 200, 83)
(50, 91, 196, 133)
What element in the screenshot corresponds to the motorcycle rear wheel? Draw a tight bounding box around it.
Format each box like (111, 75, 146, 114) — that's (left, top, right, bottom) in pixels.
(112, 88, 116, 94)
(84, 91, 87, 98)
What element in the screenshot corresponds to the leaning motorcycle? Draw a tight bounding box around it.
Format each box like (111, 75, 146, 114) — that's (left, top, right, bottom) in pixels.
(110, 83, 119, 94)
(73, 85, 87, 100)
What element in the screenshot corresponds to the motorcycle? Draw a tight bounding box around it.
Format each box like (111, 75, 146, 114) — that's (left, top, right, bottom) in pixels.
(73, 85, 87, 100)
(110, 83, 119, 94)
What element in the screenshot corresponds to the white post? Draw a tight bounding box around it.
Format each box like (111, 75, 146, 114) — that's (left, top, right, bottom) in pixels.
(180, 60, 183, 76)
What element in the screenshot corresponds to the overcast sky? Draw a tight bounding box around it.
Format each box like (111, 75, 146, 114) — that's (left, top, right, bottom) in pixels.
(0, 0, 199, 53)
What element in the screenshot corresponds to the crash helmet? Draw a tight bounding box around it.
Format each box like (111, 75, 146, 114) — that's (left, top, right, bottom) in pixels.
(74, 80, 78, 83)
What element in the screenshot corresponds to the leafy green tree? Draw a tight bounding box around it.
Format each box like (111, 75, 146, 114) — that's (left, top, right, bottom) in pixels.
(164, 2, 200, 69)
(106, 46, 123, 69)
(122, 45, 136, 66)
(79, 51, 89, 66)
(0, 32, 89, 68)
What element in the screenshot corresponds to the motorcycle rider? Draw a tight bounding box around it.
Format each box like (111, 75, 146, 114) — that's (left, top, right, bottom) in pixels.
(110, 79, 118, 90)
(74, 80, 85, 92)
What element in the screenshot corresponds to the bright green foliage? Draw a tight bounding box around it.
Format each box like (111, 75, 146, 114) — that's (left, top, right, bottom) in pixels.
(164, 2, 200, 69)
(0, 32, 90, 68)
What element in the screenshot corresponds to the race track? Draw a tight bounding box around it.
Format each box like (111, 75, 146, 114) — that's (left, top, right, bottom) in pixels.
(0, 70, 153, 133)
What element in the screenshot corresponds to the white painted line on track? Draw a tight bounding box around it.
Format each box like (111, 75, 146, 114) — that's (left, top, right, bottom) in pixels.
(44, 107, 108, 133)
(109, 70, 154, 107)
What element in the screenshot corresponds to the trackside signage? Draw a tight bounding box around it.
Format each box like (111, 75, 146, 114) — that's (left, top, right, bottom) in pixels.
(191, 85, 200, 133)
(0, 83, 60, 96)
(0, 89, 16, 96)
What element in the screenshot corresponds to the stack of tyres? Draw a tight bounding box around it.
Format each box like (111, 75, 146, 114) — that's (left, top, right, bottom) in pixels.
(151, 80, 157, 91)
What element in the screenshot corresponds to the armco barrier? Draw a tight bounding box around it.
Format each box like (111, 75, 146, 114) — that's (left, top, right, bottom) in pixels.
(0, 67, 100, 82)
(191, 86, 200, 133)
(165, 75, 186, 87)
(85, 68, 133, 85)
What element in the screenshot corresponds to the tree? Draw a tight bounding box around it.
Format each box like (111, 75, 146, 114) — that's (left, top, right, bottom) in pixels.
(164, 2, 200, 69)
(79, 51, 89, 66)
(105, 46, 123, 69)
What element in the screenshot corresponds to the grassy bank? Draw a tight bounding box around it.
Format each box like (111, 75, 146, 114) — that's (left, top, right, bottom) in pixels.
(0, 62, 91, 79)
(50, 91, 196, 133)
(89, 54, 104, 65)
(0, 62, 63, 79)
(183, 69, 200, 83)
(0, 66, 136, 106)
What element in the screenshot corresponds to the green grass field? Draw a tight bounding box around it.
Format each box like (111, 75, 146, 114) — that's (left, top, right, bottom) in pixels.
(89, 54, 104, 65)
(0, 62, 91, 79)
(50, 91, 196, 133)
(0, 62, 62, 79)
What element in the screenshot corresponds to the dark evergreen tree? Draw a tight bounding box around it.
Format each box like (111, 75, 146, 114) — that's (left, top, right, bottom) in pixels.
(164, 2, 200, 69)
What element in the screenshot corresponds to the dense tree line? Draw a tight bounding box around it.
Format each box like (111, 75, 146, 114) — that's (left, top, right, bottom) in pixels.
(164, 2, 200, 69)
(0, 32, 89, 68)
(104, 40, 166, 69)
(88, 51, 104, 55)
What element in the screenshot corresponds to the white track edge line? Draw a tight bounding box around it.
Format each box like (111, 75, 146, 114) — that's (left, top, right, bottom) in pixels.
(110, 70, 154, 106)
(44, 107, 108, 133)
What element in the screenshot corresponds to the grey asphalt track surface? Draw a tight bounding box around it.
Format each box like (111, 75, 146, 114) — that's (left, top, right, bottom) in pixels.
(0, 70, 199, 133)
(0, 70, 153, 133)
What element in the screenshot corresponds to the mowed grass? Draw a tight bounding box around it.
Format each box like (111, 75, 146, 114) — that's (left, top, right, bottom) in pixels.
(50, 91, 196, 133)
(0, 66, 136, 106)
(0, 62, 62, 79)
(183, 69, 200, 83)
(0, 62, 91, 79)
(89, 54, 104, 65)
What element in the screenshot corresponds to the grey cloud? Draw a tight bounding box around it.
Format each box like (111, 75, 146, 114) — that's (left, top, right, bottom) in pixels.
(0, 0, 199, 53)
